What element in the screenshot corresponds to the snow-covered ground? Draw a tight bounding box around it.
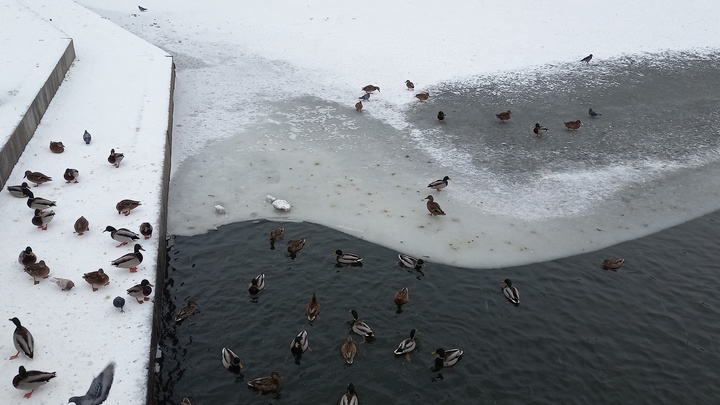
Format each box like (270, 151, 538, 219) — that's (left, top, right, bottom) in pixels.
(0, 0, 171, 402)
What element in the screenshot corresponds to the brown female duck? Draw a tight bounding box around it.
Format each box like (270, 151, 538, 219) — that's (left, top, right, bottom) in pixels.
(424, 195, 446, 216)
(23, 171, 52, 186)
(564, 120, 582, 130)
(49, 141, 65, 153)
(495, 110, 512, 122)
(116, 199, 141, 216)
(24, 260, 50, 284)
(74, 216, 89, 235)
(82, 268, 110, 292)
(415, 92, 429, 101)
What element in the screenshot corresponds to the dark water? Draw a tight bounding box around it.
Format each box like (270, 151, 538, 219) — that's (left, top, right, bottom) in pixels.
(156, 212, 720, 404)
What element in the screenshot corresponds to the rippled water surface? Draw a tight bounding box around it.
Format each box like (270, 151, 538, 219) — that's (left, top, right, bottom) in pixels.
(156, 215, 720, 404)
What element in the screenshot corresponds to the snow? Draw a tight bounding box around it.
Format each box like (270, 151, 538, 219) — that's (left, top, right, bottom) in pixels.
(0, 0, 172, 402)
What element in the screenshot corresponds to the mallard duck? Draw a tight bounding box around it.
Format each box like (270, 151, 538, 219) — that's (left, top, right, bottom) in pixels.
(63, 168, 79, 183)
(83, 130, 92, 144)
(68, 362, 115, 405)
(103, 226, 140, 247)
(32, 208, 55, 230)
(602, 257, 625, 270)
(533, 123, 548, 138)
(7, 182, 31, 198)
(415, 92, 429, 101)
(221, 347, 243, 372)
(111, 243, 145, 272)
(431, 348, 464, 371)
(349, 310, 374, 342)
(24, 260, 50, 284)
(127, 279, 153, 304)
(24, 171, 52, 186)
(269, 227, 284, 249)
(12, 366, 56, 399)
(341, 335, 357, 364)
(82, 268, 109, 292)
(502, 279, 520, 306)
(53, 278, 75, 291)
(425, 195, 446, 216)
(398, 253, 424, 270)
(108, 149, 124, 168)
(496, 110, 512, 122)
(116, 199, 141, 216)
(181, 399, 192, 405)
(18, 246, 37, 266)
(340, 383, 359, 405)
(49, 141, 65, 153)
(581, 53, 593, 63)
(26, 191, 56, 210)
(589, 108, 602, 117)
(564, 120, 582, 130)
(113, 296, 125, 312)
(247, 371, 282, 394)
(287, 238, 306, 258)
(139, 222, 153, 239)
(248, 273, 265, 295)
(437, 111, 445, 122)
(427, 176, 450, 191)
(405, 80, 414, 90)
(362, 84, 380, 93)
(394, 287, 409, 313)
(9, 317, 34, 359)
(394, 329, 417, 360)
(290, 330, 310, 360)
(74, 216, 89, 235)
(335, 250, 363, 266)
(175, 300, 198, 322)
(306, 292, 320, 321)
(355, 101, 363, 111)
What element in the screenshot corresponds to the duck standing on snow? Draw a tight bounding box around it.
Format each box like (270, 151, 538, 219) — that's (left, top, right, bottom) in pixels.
(334, 250, 363, 267)
(533, 123, 548, 138)
(24, 171, 52, 186)
(247, 371, 282, 394)
(111, 243, 145, 272)
(68, 362, 115, 405)
(24, 260, 50, 284)
(116, 199, 141, 216)
(424, 195, 446, 216)
(82, 269, 110, 292)
(355, 101, 363, 112)
(7, 182, 31, 198)
(63, 168, 80, 183)
(362, 85, 380, 93)
(340, 383, 359, 405)
(221, 347, 243, 372)
(502, 279, 520, 306)
(437, 111, 446, 122)
(564, 120, 582, 130)
(49, 141, 65, 153)
(139, 222, 153, 239)
(248, 273, 265, 295)
(495, 110, 512, 122)
(405, 80, 414, 90)
(415, 92, 429, 101)
(394, 287, 409, 313)
(26, 191, 56, 210)
(393, 329, 417, 360)
(9, 317, 34, 360)
(103, 226, 140, 247)
(127, 279, 153, 304)
(74, 216, 90, 235)
(31, 209, 55, 230)
(108, 149, 124, 168)
(349, 310, 374, 342)
(341, 335, 357, 364)
(13, 366, 56, 399)
(427, 176, 450, 191)
(306, 292, 320, 322)
(18, 246, 37, 266)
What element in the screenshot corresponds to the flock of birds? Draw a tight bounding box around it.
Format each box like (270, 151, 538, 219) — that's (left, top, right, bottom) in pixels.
(5, 129, 157, 403)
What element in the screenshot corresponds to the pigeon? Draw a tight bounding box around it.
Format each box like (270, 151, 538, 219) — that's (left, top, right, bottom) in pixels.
(113, 297, 125, 313)
(588, 108, 602, 117)
(83, 130, 91, 144)
(68, 362, 116, 405)
(138, 5, 147, 12)
(437, 111, 446, 122)
(581, 54, 593, 63)
(358, 93, 370, 101)
(53, 278, 75, 291)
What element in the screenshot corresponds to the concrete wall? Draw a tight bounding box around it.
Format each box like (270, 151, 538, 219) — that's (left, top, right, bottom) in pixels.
(0, 39, 76, 189)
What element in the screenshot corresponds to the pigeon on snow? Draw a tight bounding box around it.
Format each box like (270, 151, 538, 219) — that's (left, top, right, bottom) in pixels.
(68, 362, 116, 405)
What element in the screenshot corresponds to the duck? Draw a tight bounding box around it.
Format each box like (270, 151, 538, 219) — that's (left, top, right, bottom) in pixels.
(175, 300, 198, 322)
(437, 111, 446, 122)
(495, 110, 512, 122)
(349, 310, 374, 342)
(393, 329, 417, 359)
(108, 149, 124, 168)
(581, 53, 593, 63)
(111, 243, 145, 272)
(334, 249, 363, 267)
(221, 347, 243, 372)
(181, 399, 192, 405)
(306, 292, 320, 321)
(502, 279, 520, 306)
(31, 209, 54, 230)
(394, 287, 409, 313)
(269, 227, 284, 249)
(26, 191, 56, 210)
(341, 335, 357, 364)
(63, 168, 79, 183)
(7, 182, 32, 198)
(18, 246, 37, 266)
(355, 101, 363, 112)
(103, 226, 141, 247)
(533, 123, 548, 138)
(362, 84, 380, 93)
(74, 216, 89, 235)
(340, 383, 359, 405)
(9, 317, 34, 359)
(287, 238, 306, 258)
(23, 171, 52, 186)
(49, 141, 65, 153)
(588, 108, 602, 117)
(82, 268, 109, 292)
(83, 130, 91, 144)
(564, 120, 582, 130)
(247, 371, 282, 394)
(24, 260, 50, 284)
(431, 348, 464, 371)
(116, 199, 141, 216)
(290, 330, 310, 359)
(415, 92, 429, 101)
(248, 273, 265, 295)
(68, 362, 115, 405)
(602, 257, 625, 270)
(427, 176, 450, 191)
(127, 279, 153, 304)
(53, 278, 75, 291)
(405, 80, 414, 90)
(424, 195, 446, 216)
(139, 222, 153, 239)
(12, 366, 56, 399)
(398, 253, 424, 271)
